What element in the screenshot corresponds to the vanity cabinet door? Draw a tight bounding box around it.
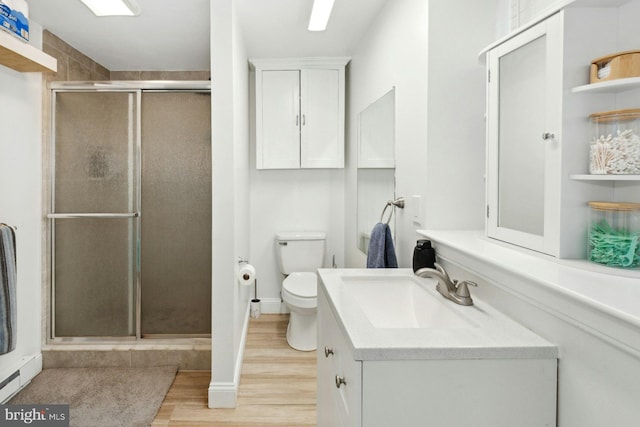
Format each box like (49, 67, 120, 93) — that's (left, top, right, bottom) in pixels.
(317, 289, 339, 426)
(486, 13, 562, 256)
(317, 288, 362, 427)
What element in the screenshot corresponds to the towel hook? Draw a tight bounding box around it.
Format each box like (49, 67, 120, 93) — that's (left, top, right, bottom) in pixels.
(379, 197, 405, 225)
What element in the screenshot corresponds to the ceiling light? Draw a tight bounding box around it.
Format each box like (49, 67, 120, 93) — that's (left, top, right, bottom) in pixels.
(79, 0, 141, 17)
(308, 0, 335, 31)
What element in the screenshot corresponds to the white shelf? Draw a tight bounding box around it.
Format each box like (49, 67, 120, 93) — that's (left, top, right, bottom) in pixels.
(0, 29, 57, 73)
(570, 174, 640, 181)
(571, 77, 640, 94)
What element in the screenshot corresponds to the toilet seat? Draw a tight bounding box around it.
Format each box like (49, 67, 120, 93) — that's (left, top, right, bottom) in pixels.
(283, 272, 317, 297)
(282, 272, 317, 310)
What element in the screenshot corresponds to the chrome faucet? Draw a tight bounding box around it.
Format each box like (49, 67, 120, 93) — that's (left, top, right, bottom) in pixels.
(415, 263, 477, 306)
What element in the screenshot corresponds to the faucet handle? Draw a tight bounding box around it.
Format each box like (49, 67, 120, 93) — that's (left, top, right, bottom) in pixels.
(455, 280, 477, 298)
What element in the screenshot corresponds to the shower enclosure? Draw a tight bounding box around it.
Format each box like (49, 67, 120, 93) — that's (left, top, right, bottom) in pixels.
(48, 81, 211, 340)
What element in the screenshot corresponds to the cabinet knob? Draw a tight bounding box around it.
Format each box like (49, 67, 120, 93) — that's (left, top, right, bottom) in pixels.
(335, 375, 347, 388)
(542, 132, 555, 140)
(324, 346, 334, 357)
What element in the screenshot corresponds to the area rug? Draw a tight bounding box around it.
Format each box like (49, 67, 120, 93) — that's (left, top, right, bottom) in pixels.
(9, 365, 177, 427)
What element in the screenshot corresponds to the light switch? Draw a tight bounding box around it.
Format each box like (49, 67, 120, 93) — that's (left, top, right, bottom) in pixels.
(412, 195, 422, 225)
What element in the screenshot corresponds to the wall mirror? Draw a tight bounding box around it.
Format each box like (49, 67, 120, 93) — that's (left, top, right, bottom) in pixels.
(357, 88, 396, 254)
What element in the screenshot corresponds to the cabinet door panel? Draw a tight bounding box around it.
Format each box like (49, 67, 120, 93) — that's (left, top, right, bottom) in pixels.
(498, 34, 546, 236)
(317, 290, 338, 427)
(487, 14, 562, 256)
(300, 69, 343, 168)
(258, 70, 300, 169)
(317, 289, 362, 426)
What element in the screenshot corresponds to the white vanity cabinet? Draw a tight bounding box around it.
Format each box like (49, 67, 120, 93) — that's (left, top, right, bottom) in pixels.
(317, 279, 557, 427)
(251, 58, 349, 169)
(484, 6, 624, 258)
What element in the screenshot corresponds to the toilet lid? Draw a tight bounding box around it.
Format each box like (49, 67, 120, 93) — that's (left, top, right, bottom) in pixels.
(283, 272, 317, 298)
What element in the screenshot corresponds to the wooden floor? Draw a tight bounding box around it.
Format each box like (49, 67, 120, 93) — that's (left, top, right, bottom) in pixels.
(152, 314, 317, 426)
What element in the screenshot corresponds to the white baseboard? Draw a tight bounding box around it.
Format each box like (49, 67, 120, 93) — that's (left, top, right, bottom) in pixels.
(0, 353, 42, 403)
(258, 297, 289, 314)
(207, 381, 238, 408)
(207, 296, 291, 408)
(208, 301, 251, 408)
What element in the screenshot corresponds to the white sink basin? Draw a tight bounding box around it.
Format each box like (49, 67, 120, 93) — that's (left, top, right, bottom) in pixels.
(318, 268, 558, 361)
(341, 275, 476, 329)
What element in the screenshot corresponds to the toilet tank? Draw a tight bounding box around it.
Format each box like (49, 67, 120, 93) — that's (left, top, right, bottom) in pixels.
(275, 232, 326, 274)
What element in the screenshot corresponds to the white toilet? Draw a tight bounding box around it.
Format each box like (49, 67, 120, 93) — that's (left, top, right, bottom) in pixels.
(275, 231, 326, 351)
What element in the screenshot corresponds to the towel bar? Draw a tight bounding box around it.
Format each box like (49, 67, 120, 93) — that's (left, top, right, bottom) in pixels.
(379, 197, 405, 225)
(47, 213, 140, 219)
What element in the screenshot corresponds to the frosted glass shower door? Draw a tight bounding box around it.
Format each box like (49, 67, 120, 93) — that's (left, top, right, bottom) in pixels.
(140, 92, 211, 336)
(50, 88, 211, 339)
(51, 91, 139, 338)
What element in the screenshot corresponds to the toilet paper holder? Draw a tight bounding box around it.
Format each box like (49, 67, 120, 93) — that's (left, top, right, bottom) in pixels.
(238, 257, 261, 318)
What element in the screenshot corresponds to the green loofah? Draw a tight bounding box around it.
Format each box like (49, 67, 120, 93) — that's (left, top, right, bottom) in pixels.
(588, 219, 640, 268)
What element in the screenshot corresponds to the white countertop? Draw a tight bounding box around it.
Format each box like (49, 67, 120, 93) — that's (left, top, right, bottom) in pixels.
(318, 268, 558, 361)
(417, 230, 640, 356)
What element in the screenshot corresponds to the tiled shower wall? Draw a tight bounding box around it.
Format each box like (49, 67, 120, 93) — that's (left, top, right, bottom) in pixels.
(42, 30, 210, 81)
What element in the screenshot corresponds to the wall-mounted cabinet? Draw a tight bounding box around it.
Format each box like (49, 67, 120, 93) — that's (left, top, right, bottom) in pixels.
(486, 14, 563, 256)
(0, 29, 56, 72)
(484, 4, 639, 260)
(250, 58, 349, 169)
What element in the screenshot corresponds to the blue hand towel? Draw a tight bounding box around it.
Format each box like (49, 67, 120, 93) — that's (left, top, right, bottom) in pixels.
(0, 224, 17, 355)
(366, 222, 398, 268)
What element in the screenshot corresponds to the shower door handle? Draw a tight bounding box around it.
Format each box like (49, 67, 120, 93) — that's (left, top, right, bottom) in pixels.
(47, 212, 140, 219)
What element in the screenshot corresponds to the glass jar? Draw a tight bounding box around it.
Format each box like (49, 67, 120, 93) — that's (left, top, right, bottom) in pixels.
(588, 202, 640, 268)
(589, 109, 640, 174)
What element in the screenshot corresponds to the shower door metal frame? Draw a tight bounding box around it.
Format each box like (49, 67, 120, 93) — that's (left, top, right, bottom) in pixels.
(47, 80, 212, 343)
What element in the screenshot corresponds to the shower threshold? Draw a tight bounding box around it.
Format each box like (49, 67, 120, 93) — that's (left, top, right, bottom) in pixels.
(42, 337, 211, 370)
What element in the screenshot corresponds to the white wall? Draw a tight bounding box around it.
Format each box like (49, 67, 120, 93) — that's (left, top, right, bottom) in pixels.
(510, 0, 557, 29)
(346, 0, 497, 268)
(231, 0, 251, 370)
(346, 0, 428, 268)
(423, 1, 496, 232)
(209, 0, 251, 408)
(249, 168, 345, 310)
(0, 25, 44, 392)
(610, 0, 640, 203)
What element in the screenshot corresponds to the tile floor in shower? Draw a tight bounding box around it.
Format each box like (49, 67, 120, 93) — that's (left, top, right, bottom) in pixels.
(152, 314, 317, 426)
